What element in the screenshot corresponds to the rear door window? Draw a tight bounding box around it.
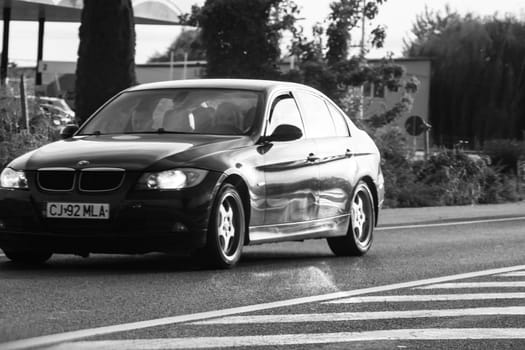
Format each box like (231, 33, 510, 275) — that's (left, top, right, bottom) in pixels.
(294, 91, 336, 138)
(327, 103, 350, 137)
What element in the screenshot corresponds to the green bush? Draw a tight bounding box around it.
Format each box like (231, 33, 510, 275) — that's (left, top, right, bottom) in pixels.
(483, 139, 525, 174)
(0, 88, 56, 167)
(477, 165, 522, 203)
(479, 165, 505, 204)
(367, 119, 522, 207)
(371, 125, 415, 208)
(413, 151, 486, 205)
(380, 146, 520, 207)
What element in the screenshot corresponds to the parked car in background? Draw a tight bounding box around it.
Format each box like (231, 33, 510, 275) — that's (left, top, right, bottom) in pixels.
(12, 96, 75, 130)
(37, 96, 75, 126)
(38, 103, 74, 127)
(37, 97, 75, 118)
(0, 79, 384, 268)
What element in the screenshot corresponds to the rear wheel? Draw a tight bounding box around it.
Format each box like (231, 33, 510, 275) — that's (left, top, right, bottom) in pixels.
(3, 250, 52, 264)
(204, 184, 245, 268)
(327, 181, 374, 256)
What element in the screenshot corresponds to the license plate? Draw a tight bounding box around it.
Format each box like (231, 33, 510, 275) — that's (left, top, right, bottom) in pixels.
(46, 202, 110, 219)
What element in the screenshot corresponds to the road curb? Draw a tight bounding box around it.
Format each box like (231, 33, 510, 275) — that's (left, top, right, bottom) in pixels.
(378, 214, 525, 229)
(378, 201, 525, 227)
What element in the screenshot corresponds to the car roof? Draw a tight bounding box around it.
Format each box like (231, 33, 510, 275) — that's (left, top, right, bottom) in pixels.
(126, 79, 319, 95)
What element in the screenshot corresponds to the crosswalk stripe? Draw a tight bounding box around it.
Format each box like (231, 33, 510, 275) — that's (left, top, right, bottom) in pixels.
(325, 292, 525, 304)
(5, 264, 525, 350)
(42, 329, 525, 349)
(497, 271, 525, 277)
(191, 306, 525, 325)
(417, 282, 525, 289)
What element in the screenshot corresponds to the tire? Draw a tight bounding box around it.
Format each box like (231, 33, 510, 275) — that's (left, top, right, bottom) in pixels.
(3, 250, 52, 265)
(327, 181, 375, 256)
(204, 183, 245, 268)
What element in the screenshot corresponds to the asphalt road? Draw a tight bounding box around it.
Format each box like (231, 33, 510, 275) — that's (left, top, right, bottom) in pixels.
(1, 203, 525, 349)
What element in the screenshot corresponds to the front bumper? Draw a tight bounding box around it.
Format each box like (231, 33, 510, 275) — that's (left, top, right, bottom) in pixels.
(0, 171, 222, 254)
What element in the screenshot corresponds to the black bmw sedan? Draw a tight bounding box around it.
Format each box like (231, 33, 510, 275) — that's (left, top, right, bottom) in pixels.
(0, 79, 384, 268)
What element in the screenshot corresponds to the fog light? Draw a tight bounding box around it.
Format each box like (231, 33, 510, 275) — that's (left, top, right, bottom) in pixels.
(172, 222, 188, 232)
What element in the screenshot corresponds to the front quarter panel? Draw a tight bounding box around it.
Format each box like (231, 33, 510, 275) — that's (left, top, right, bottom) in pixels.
(158, 142, 266, 228)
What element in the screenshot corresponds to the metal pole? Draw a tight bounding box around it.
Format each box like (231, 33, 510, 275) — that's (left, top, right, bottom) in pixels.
(36, 16, 45, 86)
(169, 51, 174, 80)
(359, 0, 366, 120)
(360, 0, 366, 58)
(517, 160, 522, 196)
(1, 7, 11, 86)
(54, 73, 61, 93)
(425, 129, 430, 160)
(20, 74, 29, 131)
(413, 122, 417, 157)
(182, 52, 188, 80)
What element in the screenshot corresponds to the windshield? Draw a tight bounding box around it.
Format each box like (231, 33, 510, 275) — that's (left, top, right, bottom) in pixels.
(79, 88, 263, 136)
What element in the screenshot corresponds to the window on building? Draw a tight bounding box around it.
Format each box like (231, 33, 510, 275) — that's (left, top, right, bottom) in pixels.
(373, 83, 385, 98)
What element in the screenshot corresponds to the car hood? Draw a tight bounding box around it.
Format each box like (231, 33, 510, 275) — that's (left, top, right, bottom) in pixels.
(16, 134, 252, 171)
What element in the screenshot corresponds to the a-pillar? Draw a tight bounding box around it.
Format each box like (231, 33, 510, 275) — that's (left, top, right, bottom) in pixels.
(1, 6, 11, 86)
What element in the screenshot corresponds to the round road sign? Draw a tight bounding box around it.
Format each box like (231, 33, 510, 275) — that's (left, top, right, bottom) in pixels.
(405, 115, 431, 136)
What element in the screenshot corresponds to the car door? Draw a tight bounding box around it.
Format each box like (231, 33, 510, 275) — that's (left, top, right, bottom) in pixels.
(259, 93, 319, 230)
(294, 91, 356, 229)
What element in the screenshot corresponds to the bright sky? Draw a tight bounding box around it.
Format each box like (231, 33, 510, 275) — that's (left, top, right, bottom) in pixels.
(2, 0, 525, 66)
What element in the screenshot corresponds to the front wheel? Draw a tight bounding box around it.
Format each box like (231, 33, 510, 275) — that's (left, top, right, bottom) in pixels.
(203, 184, 245, 268)
(327, 181, 375, 256)
(3, 249, 52, 265)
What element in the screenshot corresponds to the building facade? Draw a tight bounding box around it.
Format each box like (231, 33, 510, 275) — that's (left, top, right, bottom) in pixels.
(364, 58, 431, 153)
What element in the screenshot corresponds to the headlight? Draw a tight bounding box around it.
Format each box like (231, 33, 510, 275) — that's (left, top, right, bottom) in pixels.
(137, 168, 208, 190)
(0, 168, 28, 189)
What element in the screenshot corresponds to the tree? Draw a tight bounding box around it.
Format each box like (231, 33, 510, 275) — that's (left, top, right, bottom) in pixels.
(405, 8, 525, 145)
(403, 5, 461, 56)
(148, 29, 206, 63)
(325, 0, 386, 64)
(182, 0, 298, 79)
(75, 0, 137, 123)
(285, 0, 417, 128)
(176, 0, 415, 128)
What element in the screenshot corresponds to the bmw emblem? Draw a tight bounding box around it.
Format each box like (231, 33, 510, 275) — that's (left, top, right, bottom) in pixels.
(77, 160, 90, 167)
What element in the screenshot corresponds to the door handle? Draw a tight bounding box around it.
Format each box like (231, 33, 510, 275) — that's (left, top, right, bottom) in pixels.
(307, 153, 319, 162)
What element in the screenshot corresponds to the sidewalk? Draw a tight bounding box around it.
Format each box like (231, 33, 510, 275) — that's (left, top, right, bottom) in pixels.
(378, 201, 525, 227)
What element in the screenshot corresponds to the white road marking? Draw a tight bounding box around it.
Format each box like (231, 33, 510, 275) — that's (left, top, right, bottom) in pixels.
(377, 216, 525, 231)
(324, 292, 525, 304)
(4, 264, 525, 350)
(42, 329, 525, 349)
(418, 282, 525, 289)
(192, 306, 525, 325)
(497, 271, 525, 277)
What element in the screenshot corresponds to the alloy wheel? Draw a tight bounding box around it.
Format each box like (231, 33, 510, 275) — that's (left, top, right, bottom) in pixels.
(218, 195, 237, 257)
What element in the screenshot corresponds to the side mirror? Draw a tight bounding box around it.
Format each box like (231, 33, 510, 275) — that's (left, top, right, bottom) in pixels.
(60, 124, 79, 139)
(266, 124, 303, 142)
